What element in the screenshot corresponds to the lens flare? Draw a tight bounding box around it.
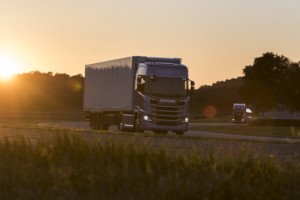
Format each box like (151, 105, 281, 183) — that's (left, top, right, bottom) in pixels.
(68, 80, 83, 91)
(203, 105, 217, 119)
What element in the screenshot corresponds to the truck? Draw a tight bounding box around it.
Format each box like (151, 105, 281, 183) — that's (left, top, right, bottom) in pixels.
(232, 103, 252, 123)
(83, 56, 194, 135)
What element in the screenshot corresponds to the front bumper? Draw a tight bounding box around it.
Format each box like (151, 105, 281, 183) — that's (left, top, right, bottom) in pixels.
(232, 118, 245, 123)
(141, 120, 188, 131)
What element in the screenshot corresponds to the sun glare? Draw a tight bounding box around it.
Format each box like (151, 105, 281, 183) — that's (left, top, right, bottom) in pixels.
(0, 54, 21, 80)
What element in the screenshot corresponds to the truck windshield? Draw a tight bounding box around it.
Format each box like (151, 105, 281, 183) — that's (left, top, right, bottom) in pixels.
(233, 106, 245, 111)
(146, 77, 187, 97)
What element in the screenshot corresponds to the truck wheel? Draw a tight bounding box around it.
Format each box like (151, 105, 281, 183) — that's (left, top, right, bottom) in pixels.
(100, 114, 104, 130)
(119, 122, 125, 132)
(91, 114, 97, 130)
(95, 114, 100, 130)
(135, 119, 144, 133)
(119, 115, 126, 132)
(154, 130, 167, 135)
(90, 114, 94, 129)
(175, 131, 184, 136)
(103, 124, 109, 130)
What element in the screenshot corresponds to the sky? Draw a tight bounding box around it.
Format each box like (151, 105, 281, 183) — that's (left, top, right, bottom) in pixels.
(1, 0, 300, 87)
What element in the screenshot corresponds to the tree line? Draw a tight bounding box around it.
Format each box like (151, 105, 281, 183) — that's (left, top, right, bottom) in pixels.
(190, 77, 243, 116)
(191, 52, 300, 115)
(240, 52, 300, 113)
(1, 52, 299, 115)
(0, 71, 84, 112)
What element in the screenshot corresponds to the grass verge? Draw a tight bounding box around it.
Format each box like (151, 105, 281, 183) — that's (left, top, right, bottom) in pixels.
(191, 115, 232, 123)
(2, 123, 300, 144)
(0, 134, 299, 199)
(190, 125, 300, 139)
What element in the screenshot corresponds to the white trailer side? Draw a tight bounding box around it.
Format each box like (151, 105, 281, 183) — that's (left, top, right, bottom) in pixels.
(84, 57, 135, 112)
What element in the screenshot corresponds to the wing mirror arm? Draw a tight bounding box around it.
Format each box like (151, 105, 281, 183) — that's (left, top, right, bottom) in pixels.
(190, 80, 195, 95)
(137, 76, 142, 91)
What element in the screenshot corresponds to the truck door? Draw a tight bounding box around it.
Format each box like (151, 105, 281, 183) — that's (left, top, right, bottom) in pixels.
(134, 75, 146, 109)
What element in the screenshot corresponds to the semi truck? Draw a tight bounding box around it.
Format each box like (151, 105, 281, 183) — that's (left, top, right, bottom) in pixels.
(232, 103, 252, 123)
(83, 56, 194, 135)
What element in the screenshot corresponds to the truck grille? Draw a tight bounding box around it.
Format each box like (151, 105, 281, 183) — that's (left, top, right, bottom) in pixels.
(150, 102, 184, 125)
(234, 113, 243, 121)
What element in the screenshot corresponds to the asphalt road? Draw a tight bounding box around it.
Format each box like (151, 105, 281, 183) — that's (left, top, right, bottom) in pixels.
(39, 121, 300, 142)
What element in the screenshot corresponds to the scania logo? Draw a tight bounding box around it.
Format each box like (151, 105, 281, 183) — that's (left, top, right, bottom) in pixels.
(160, 99, 176, 103)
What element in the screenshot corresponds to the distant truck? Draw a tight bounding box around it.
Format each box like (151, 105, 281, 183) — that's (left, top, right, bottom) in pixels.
(83, 56, 194, 135)
(232, 103, 252, 123)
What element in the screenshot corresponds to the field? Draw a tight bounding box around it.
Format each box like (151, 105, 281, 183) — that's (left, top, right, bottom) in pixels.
(0, 133, 300, 199)
(0, 112, 300, 199)
(191, 114, 232, 123)
(191, 125, 300, 139)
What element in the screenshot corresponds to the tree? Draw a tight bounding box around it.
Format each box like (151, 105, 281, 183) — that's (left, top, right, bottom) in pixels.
(286, 62, 300, 112)
(240, 52, 300, 113)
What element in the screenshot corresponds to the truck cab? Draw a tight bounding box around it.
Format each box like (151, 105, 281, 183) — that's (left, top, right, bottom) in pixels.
(120, 57, 194, 135)
(232, 103, 252, 123)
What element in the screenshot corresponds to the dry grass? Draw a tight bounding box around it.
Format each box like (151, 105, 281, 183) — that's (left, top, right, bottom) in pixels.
(0, 133, 299, 199)
(190, 125, 300, 139)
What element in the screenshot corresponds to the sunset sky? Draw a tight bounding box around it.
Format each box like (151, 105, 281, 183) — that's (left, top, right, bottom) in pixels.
(1, 0, 300, 86)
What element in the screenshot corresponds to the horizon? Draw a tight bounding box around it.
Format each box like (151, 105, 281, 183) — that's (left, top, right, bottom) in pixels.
(1, 0, 300, 87)
(9, 69, 243, 88)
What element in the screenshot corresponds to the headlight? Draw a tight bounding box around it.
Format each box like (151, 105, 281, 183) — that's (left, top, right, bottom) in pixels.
(184, 117, 189, 123)
(143, 115, 150, 121)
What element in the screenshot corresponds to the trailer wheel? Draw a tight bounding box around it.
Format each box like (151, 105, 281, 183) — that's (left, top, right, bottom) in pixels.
(175, 131, 184, 136)
(91, 113, 97, 130)
(89, 114, 93, 129)
(119, 115, 126, 132)
(154, 130, 167, 135)
(103, 124, 109, 130)
(91, 113, 104, 130)
(95, 114, 100, 130)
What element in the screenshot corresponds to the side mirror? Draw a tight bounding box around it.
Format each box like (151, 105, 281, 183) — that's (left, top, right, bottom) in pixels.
(191, 81, 195, 95)
(137, 76, 141, 85)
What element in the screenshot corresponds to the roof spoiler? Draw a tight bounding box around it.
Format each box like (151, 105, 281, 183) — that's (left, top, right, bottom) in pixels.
(136, 56, 181, 64)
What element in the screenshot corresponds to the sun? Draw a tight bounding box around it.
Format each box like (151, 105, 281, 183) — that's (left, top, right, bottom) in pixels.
(0, 54, 21, 80)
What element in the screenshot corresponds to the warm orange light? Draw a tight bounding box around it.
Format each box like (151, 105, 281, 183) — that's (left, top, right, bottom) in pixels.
(203, 105, 217, 119)
(0, 55, 21, 80)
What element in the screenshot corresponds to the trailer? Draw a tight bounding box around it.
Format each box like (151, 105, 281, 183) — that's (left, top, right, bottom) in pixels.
(83, 56, 194, 135)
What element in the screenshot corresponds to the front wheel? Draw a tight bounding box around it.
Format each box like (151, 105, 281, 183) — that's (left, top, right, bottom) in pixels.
(135, 118, 144, 133)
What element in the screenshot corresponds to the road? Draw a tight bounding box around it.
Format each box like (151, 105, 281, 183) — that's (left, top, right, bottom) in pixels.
(39, 121, 300, 142)
(264, 111, 300, 120)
